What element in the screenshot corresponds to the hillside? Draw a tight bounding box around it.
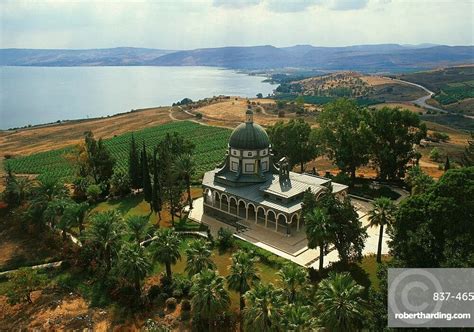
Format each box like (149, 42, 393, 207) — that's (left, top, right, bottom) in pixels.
(398, 65, 474, 115)
(0, 47, 174, 66)
(2, 44, 473, 72)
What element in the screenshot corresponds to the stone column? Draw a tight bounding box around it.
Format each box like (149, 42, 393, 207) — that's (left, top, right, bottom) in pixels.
(265, 213, 268, 228)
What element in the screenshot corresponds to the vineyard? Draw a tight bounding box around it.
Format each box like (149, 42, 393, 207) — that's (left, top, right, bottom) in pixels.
(5, 121, 231, 183)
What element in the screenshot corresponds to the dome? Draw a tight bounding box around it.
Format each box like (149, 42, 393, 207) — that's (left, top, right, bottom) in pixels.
(229, 122, 270, 150)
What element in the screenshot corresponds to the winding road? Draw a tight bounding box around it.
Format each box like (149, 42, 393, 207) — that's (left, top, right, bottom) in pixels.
(392, 78, 474, 120)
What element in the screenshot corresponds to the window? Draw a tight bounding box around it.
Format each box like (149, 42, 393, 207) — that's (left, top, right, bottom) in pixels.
(248, 152, 252, 157)
(231, 161, 239, 171)
(245, 164, 255, 172)
(262, 161, 268, 171)
(232, 150, 236, 155)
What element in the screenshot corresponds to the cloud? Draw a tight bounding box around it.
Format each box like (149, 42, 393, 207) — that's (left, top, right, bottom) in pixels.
(265, 0, 321, 12)
(213, 0, 261, 9)
(329, 0, 369, 10)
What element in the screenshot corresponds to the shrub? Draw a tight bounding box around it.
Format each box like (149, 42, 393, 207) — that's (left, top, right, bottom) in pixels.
(430, 147, 441, 162)
(217, 227, 234, 252)
(195, 112, 203, 119)
(431, 131, 450, 142)
(165, 297, 177, 311)
(278, 110, 285, 118)
(109, 170, 131, 197)
(86, 184, 102, 203)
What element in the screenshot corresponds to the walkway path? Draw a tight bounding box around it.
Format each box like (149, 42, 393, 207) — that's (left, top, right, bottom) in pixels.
(189, 197, 390, 270)
(0, 261, 64, 276)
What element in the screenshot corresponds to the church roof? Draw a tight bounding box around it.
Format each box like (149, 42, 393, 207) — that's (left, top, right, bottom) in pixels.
(203, 169, 347, 214)
(229, 122, 270, 150)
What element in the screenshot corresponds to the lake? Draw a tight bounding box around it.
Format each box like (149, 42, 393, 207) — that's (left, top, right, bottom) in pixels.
(0, 66, 274, 129)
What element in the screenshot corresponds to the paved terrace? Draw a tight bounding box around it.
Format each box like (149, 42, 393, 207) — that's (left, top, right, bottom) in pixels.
(189, 197, 390, 269)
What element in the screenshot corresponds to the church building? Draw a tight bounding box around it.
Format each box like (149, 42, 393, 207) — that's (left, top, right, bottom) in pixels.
(202, 108, 347, 236)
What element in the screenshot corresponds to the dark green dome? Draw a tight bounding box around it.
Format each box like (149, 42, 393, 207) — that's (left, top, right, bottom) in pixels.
(229, 122, 270, 150)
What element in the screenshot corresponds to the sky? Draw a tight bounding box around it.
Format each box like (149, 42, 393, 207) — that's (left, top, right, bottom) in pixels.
(1, 0, 473, 49)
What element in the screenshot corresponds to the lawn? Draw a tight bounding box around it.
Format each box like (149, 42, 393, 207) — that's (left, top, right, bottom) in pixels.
(358, 254, 391, 291)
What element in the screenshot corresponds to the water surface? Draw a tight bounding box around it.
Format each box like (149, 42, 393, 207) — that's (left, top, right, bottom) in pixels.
(0, 66, 273, 129)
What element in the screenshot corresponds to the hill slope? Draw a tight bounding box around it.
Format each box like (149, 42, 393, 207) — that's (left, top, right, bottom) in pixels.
(1, 44, 472, 72)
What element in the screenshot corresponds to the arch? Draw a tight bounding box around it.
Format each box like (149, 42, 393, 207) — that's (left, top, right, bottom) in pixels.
(267, 209, 277, 229)
(221, 194, 229, 212)
(276, 213, 287, 234)
(229, 196, 238, 215)
(213, 191, 221, 208)
(315, 189, 327, 201)
(291, 213, 300, 232)
(238, 199, 247, 218)
(247, 203, 256, 221)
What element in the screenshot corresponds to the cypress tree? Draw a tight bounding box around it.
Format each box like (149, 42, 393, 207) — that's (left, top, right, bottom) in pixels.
(128, 133, 141, 189)
(151, 148, 163, 221)
(444, 156, 450, 171)
(141, 142, 152, 204)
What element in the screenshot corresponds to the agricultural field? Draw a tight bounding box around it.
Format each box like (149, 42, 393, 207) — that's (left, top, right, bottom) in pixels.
(5, 121, 231, 183)
(397, 65, 474, 115)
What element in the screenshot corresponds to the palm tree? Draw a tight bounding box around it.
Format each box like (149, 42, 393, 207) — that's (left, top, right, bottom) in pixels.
(281, 304, 316, 331)
(184, 239, 216, 277)
(173, 154, 196, 209)
(191, 269, 230, 331)
(126, 215, 150, 245)
(305, 208, 331, 271)
(243, 282, 284, 332)
(227, 250, 260, 314)
(150, 228, 181, 282)
(84, 211, 124, 274)
(315, 272, 367, 331)
(116, 242, 151, 297)
(277, 263, 307, 303)
(60, 201, 89, 235)
(368, 197, 396, 263)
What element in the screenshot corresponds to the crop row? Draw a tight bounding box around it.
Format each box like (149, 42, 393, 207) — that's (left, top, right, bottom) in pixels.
(6, 121, 231, 183)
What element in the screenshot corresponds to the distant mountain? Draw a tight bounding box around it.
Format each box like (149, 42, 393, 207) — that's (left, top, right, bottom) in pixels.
(0, 47, 174, 66)
(1, 44, 473, 72)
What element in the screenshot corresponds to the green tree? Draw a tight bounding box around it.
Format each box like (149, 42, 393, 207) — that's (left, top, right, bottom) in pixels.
(368, 107, 426, 180)
(109, 170, 131, 197)
(227, 250, 260, 314)
(173, 154, 196, 209)
(191, 270, 231, 331)
(116, 242, 151, 297)
(318, 99, 371, 184)
(281, 304, 316, 332)
(150, 228, 181, 281)
(389, 167, 474, 267)
(151, 148, 163, 221)
(126, 215, 151, 245)
(60, 201, 89, 235)
(461, 132, 474, 166)
(317, 191, 367, 264)
(3, 168, 33, 208)
(277, 264, 307, 303)
(444, 156, 450, 171)
(405, 166, 435, 195)
(243, 282, 284, 332)
(141, 142, 152, 205)
(429, 147, 441, 162)
(128, 133, 142, 189)
(305, 208, 331, 271)
(368, 197, 396, 263)
(6, 268, 45, 304)
(184, 239, 216, 277)
(268, 119, 320, 173)
(83, 131, 116, 186)
(86, 183, 102, 203)
(315, 272, 367, 331)
(84, 211, 124, 274)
